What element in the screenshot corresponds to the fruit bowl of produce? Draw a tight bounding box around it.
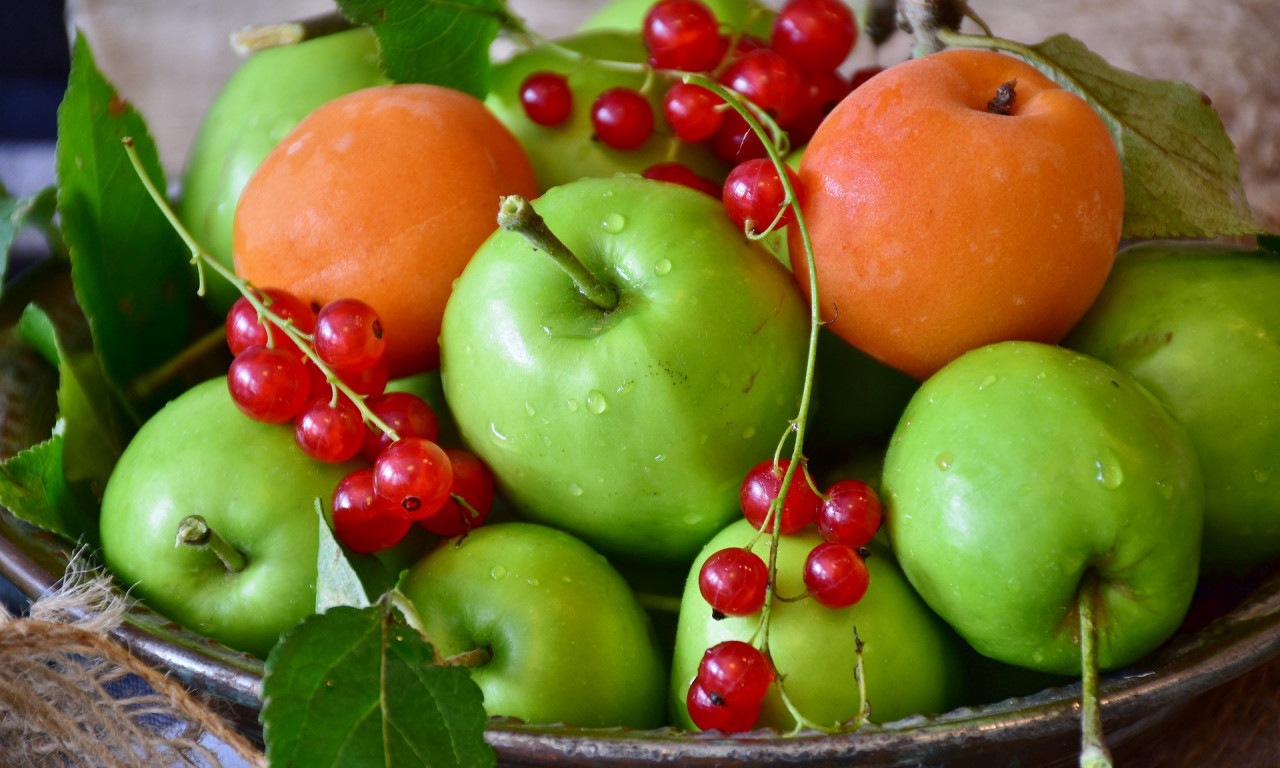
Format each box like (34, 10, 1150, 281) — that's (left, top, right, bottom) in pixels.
(1, 0, 1278, 766)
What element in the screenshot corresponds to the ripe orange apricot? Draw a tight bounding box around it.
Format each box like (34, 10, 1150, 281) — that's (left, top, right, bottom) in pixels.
(789, 48, 1124, 380)
(233, 84, 538, 377)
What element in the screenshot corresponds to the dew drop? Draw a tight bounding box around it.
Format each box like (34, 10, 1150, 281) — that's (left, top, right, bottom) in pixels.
(1094, 450, 1124, 489)
(601, 213, 626, 233)
(978, 375, 998, 390)
(654, 258, 672, 276)
(524, 401, 537, 417)
(682, 512, 702, 526)
(586, 390, 608, 414)
(489, 423, 509, 443)
(541, 434, 552, 447)
(742, 426, 756, 439)
(567, 398, 579, 412)
(490, 565, 508, 580)
(568, 482, 584, 497)
(527, 577, 540, 587)
(1156, 480, 1174, 500)
(1255, 468, 1271, 484)
(936, 452, 954, 471)
(653, 453, 666, 463)
(616, 379, 635, 395)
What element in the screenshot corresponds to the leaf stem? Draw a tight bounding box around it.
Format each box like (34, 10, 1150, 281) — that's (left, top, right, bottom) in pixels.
(497, 195, 619, 311)
(175, 515, 247, 573)
(1078, 571, 1114, 768)
(120, 137, 399, 441)
(230, 11, 356, 54)
(127, 324, 227, 403)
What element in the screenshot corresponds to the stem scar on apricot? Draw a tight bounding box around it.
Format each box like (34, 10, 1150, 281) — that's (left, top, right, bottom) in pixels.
(987, 79, 1018, 115)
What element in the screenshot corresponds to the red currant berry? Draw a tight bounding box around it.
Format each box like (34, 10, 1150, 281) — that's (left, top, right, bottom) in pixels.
(314, 298, 386, 373)
(686, 679, 761, 733)
(803, 541, 870, 608)
(642, 162, 722, 197)
(722, 158, 801, 235)
(787, 68, 851, 143)
(361, 391, 440, 462)
(850, 64, 885, 90)
(771, 0, 857, 74)
(294, 395, 365, 463)
(642, 0, 724, 72)
(718, 48, 806, 127)
(696, 639, 774, 707)
(418, 449, 496, 537)
(591, 87, 655, 150)
(817, 479, 882, 547)
(227, 345, 310, 423)
(708, 111, 768, 164)
(740, 458, 820, 534)
(698, 547, 769, 617)
(332, 468, 412, 553)
(662, 82, 724, 142)
(519, 70, 573, 126)
(225, 287, 315, 356)
(373, 437, 453, 520)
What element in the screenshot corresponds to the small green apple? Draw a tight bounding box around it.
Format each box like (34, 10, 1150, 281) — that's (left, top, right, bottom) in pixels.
(397, 522, 667, 728)
(485, 30, 725, 191)
(1065, 240, 1280, 573)
(670, 520, 965, 729)
(178, 28, 389, 313)
(439, 176, 808, 565)
(882, 341, 1204, 675)
(99, 377, 366, 658)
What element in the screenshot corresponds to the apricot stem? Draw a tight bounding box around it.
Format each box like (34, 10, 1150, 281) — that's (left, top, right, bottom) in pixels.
(497, 195, 619, 311)
(1078, 571, 1115, 768)
(176, 515, 247, 574)
(987, 80, 1018, 115)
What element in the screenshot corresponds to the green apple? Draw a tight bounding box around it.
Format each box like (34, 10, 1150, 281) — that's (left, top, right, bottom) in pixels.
(1065, 240, 1280, 573)
(397, 522, 667, 728)
(485, 30, 726, 192)
(439, 176, 808, 564)
(178, 28, 389, 313)
(882, 341, 1204, 675)
(670, 520, 965, 729)
(99, 377, 366, 658)
(579, 0, 775, 38)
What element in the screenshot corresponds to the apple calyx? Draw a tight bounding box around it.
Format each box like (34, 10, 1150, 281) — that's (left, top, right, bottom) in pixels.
(497, 195, 619, 311)
(175, 514, 248, 573)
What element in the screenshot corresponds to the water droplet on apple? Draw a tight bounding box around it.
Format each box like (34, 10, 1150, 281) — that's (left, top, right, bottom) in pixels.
(601, 213, 626, 233)
(489, 422, 509, 443)
(654, 258, 672, 276)
(616, 379, 635, 395)
(742, 426, 756, 439)
(1094, 450, 1124, 489)
(586, 390, 608, 413)
(490, 565, 508, 580)
(1255, 469, 1270, 484)
(524, 401, 537, 416)
(653, 453, 666, 463)
(567, 399, 579, 412)
(527, 577, 540, 586)
(541, 434, 552, 447)
(568, 482, 584, 496)
(683, 512, 702, 526)
(936, 452, 954, 470)
(978, 375, 998, 390)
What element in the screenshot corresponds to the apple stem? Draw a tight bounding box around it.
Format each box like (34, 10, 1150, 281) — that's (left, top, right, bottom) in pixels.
(175, 515, 247, 574)
(441, 647, 493, 668)
(497, 195, 620, 311)
(1078, 571, 1114, 768)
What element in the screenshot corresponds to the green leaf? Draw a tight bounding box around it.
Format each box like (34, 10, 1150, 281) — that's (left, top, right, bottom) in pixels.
(0, 434, 97, 543)
(17, 301, 129, 503)
(55, 34, 195, 420)
(1009, 33, 1261, 239)
(335, 0, 515, 98)
(1, 186, 59, 290)
(316, 501, 373, 613)
(262, 601, 495, 768)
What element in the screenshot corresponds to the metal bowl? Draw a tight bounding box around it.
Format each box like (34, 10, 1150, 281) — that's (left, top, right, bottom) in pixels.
(1, 277, 1277, 766)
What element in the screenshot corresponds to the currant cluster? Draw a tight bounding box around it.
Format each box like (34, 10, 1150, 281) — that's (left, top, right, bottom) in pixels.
(518, 0, 881, 239)
(687, 460, 882, 731)
(224, 288, 495, 553)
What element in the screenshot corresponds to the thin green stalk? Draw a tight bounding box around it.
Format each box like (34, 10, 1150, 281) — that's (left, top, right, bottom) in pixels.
(175, 515, 247, 573)
(497, 195, 619, 311)
(1079, 572, 1114, 768)
(121, 137, 399, 441)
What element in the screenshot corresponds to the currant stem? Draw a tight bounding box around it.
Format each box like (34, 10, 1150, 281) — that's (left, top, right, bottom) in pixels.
(1078, 571, 1114, 768)
(121, 137, 400, 442)
(497, 195, 619, 311)
(175, 515, 247, 573)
